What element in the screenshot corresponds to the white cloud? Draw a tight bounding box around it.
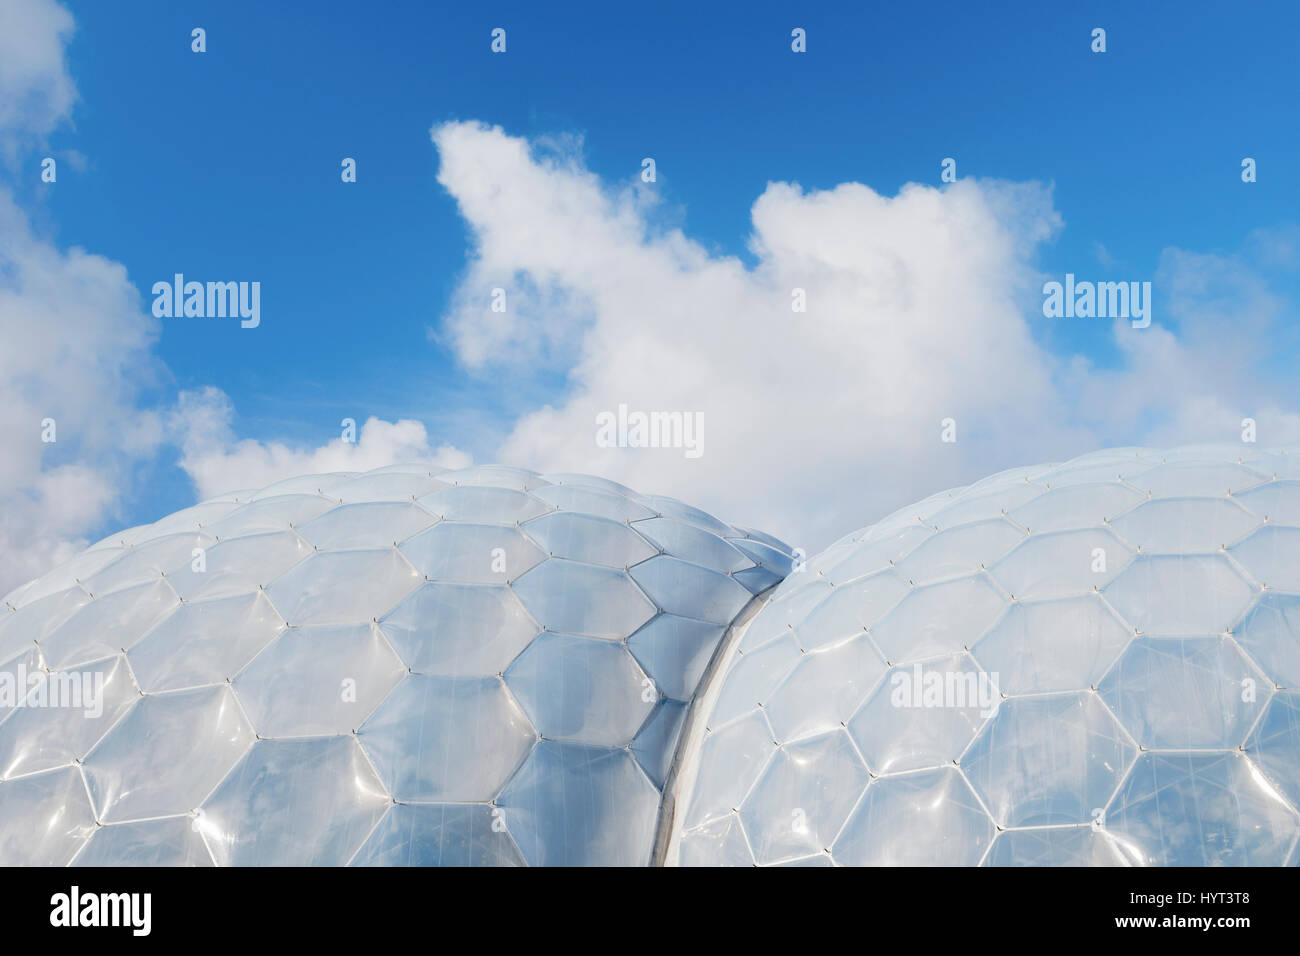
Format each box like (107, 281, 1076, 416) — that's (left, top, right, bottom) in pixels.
(171, 388, 471, 501)
(0, 0, 76, 154)
(431, 120, 1300, 550)
(0, 192, 165, 595)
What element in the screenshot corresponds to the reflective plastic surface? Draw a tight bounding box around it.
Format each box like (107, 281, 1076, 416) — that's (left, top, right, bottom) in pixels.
(0, 464, 792, 866)
(667, 445, 1300, 866)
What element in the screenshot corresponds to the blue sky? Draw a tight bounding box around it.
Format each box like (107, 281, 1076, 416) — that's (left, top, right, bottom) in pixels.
(3, 0, 1299, 590)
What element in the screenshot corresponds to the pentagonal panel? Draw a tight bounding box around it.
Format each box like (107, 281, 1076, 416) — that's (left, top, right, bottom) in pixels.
(629, 699, 687, 788)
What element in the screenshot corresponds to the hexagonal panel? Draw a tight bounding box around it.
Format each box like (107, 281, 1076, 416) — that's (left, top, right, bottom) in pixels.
(0, 653, 138, 779)
(832, 767, 993, 866)
(399, 523, 545, 585)
(127, 591, 285, 692)
(629, 699, 687, 788)
(962, 693, 1134, 828)
(848, 653, 992, 775)
(683, 709, 777, 830)
(1104, 553, 1257, 635)
(989, 528, 1131, 600)
(293, 501, 438, 550)
(505, 633, 653, 746)
(1127, 462, 1267, 498)
(894, 518, 1027, 585)
(1109, 497, 1260, 553)
(1098, 636, 1270, 749)
(83, 685, 254, 822)
(1245, 691, 1300, 810)
(197, 736, 390, 866)
(496, 742, 659, 866)
(1230, 525, 1300, 591)
(707, 633, 802, 729)
(379, 582, 538, 676)
(868, 575, 1007, 663)
(232, 623, 405, 736)
(629, 555, 753, 626)
(40, 579, 179, 669)
(349, 803, 524, 867)
(265, 549, 421, 627)
(1236, 480, 1300, 526)
(0, 766, 95, 865)
(1008, 482, 1146, 533)
(982, 826, 1131, 866)
(765, 634, 887, 743)
(1235, 592, 1300, 688)
(416, 485, 549, 523)
(522, 512, 657, 568)
(358, 674, 534, 802)
(511, 559, 655, 639)
(1105, 752, 1299, 865)
(164, 530, 312, 602)
(631, 516, 750, 573)
(972, 595, 1131, 695)
(627, 614, 725, 702)
(739, 730, 868, 864)
(676, 813, 755, 866)
(73, 817, 214, 867)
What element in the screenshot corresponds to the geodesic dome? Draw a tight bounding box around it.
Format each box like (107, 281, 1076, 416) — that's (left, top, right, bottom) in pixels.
(663, 445, 1300, 867)
(0, 463, 793, 866)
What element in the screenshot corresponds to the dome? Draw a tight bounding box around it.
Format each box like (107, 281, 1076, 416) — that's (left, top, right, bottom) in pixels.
(0, 463, 793, 866)
(662, 445, 1300, 866)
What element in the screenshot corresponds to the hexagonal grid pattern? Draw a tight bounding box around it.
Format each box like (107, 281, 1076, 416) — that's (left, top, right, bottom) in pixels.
(0, 463, 792, 867)
(667, 445, 1300, 866)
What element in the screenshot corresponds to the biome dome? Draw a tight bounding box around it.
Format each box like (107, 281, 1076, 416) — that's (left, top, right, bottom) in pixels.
(662, 445, 1300, 866)
(0, 463, 793, 866)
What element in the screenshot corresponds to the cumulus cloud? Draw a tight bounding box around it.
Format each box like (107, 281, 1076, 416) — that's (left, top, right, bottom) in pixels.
(431, 120, 1300, 549)
(0, 0, 76, 154)
(0, 193, 165, 593)
(172, 388, 471, 501)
